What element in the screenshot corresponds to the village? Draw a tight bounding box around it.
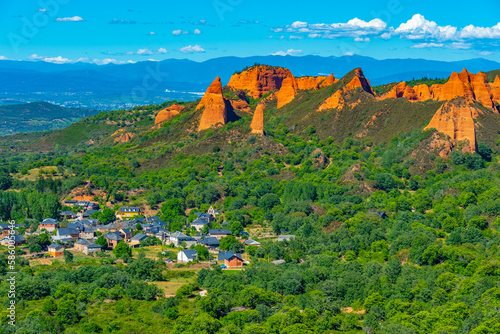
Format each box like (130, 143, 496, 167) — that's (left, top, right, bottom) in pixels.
(0, 201, 295, 269)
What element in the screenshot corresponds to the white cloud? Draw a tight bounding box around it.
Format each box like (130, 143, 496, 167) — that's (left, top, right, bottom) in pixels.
(27, 54, 89, 64)
(354, 37, 370, 42)
(148, 32, 156, 35)
(271, 28, 283, 33)
(479, 51, 493, 56)
(0, 56, 10, 60)
(158, 48, 168, 54)
(411, 42, 444, 49)
(179, 44, 205, 53)
(136, 48, 153, 55)
(92, 59, 136, 65)
(194, 29, 201, 34)
(38, 8, 46, 12)
(271, 49, 302, 56)
(291, 21, 308, 28)
(449, 42, 472, 50)
(281, 17, 388, 40)
(343, 51, 355, 56)
(289, 36, 303, 40)
(380, 33, 392, 40)
(56, 16, 84, 22)
(395, 14, 456, 41)
(172, 29, 188, 36)
(460, 23, 500, 39)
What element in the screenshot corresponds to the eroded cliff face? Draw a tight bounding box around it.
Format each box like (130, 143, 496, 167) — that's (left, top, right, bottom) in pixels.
(379, 69, 498, 110)
(424, 99, 481, 154)
(250, 103, 265, 135)
(320, 73, 338, 88)
(318, 69, 373, 110)
(276, 76, 298, 108)
(296, 76, 326, 90)
(318, 90, 344, 111)
(345, 69, 375, 95)
(155, 104, 184, 124)
(197, 76, 228, 131)
(227, 66, 293, 99)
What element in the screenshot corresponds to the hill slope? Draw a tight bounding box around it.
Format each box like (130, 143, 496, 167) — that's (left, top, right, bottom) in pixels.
(0, 102, 98, 136)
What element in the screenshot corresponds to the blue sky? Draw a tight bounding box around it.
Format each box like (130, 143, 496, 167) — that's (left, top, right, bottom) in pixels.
(0, 0, 499, 64)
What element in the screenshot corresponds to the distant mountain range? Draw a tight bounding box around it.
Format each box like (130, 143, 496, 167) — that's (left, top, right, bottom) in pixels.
(0, 55, 499, 109)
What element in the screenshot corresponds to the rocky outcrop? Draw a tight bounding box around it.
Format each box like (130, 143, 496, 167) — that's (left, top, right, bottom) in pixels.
(230, 99, 251, 113)
(320, 73, 338, 88)
(296, 76, 326, 90)
(380, 82, 417, 101)
(318, 90, 344, 111)
(438, 69, 476, 103)
(492, 75, 500, 104)
(424, 99, 480, 153)
(377, 69, 498, 110)
(276, 76, 298, 108)
(250, 103, 265, 135)
(227, 66, 293, 99)
(414, 84, 433, 101)
(155, 104, 184, 124)
(114, 132, 135, 143)
(318, 69, 372, 111)
(197, 76, 228, 131)
(345, 69, 374, 95)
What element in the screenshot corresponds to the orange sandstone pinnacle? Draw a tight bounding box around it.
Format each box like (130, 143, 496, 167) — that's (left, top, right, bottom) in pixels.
(197, 76, 228, 131)
(424, 99, 480, 153)
(250, 103, 265, 135)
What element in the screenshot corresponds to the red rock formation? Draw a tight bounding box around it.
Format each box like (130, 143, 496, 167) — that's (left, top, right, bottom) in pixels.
(227, 66, 293, 98)
(378, 69, 498, 110)
(424, 99, 480, 153)
(380, 82, 418, 101)
(230, 99, 251, 113)
(472, 71, 494, 108)
(197, 76, 224, 110)
(296, 76, 326, 90)
(437, 70, 475, 102)
(197, 76, 228, 131)
(345, 69, 374, 95)
(413, 84, 433, 101)
(319, 73, 338, 88)
(319, 69, 373, 110)
(250, 103, 265, 135)
(276, 76, 298, 108)
(492, 75, 500, 104)
(318, 90, 344, 111)
(155, 104, 184, 124)
(114, 132, 135, 143)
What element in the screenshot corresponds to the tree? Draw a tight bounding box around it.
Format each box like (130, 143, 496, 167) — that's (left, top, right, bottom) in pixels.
(258, 193, 281, 211)
(161, 198, 184, 218)
(113, 241, 132, 259)
(375, 173, 395, 192)
(55, 296, 80, 325)
(63, 250, 73, 263)
(195, 244, 209, 261)
(95, 236, 108, 249)
(99, 208, 116, 224)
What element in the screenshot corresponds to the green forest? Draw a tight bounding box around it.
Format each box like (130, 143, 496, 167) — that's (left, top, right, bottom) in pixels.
(1, 75, 500, 334)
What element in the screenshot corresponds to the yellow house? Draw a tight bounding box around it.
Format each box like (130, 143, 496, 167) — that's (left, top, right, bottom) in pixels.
(48, 243, 64, 257)
(119, 207, 141, 218)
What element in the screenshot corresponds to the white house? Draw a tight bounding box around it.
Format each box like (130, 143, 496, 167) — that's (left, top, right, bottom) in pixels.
(177, 249, 197, 263)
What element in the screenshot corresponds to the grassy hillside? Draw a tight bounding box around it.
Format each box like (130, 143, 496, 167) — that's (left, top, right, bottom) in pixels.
(0, 101, 98, 136)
